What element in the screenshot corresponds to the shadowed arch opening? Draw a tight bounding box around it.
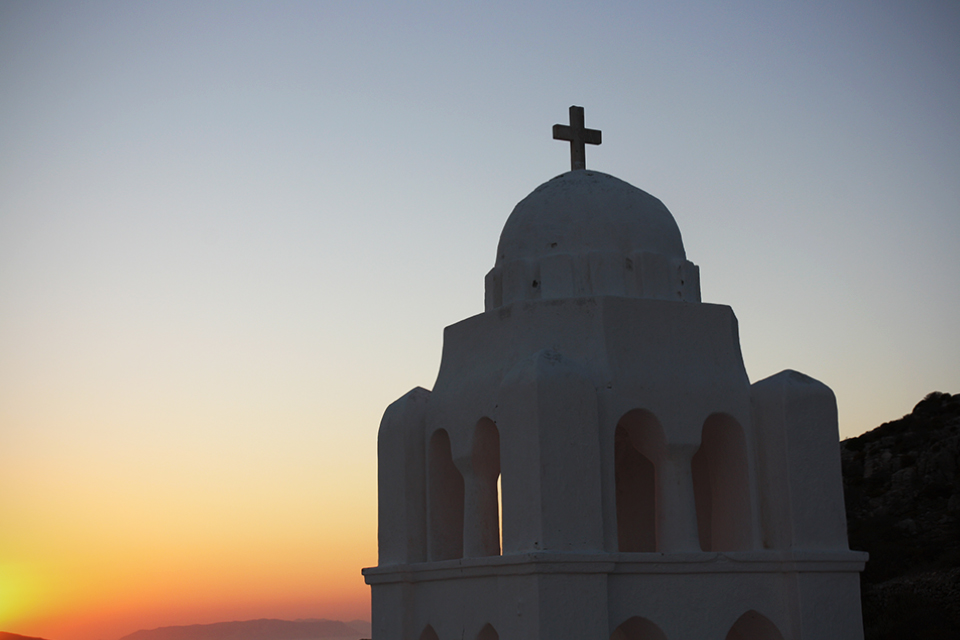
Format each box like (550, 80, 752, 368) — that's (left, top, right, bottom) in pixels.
(615, 409, 665, 552)
(610, 616, 668, 640)
(692, 413, 753, 551)
(472, 418, 501, 556)
(428, 428, 464, 560)
(725, 610, 784, 640)
(475, 623, 499, 640)
(420, 625, 440, 640)
(419, 625, 439, 640)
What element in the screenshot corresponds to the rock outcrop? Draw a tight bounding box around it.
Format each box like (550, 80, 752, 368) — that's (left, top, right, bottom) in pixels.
(841, 391, 960, 639)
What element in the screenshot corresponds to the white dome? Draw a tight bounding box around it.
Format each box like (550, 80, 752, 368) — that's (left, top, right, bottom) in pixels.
(496, 170, 686, 265)
(484, 170, 700, 310)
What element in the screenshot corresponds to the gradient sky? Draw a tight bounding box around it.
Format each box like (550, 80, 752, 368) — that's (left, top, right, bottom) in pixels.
(1, 1, 958, 638)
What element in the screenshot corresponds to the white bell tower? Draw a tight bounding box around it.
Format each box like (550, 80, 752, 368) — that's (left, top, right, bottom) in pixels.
(363, 108, 866, 640)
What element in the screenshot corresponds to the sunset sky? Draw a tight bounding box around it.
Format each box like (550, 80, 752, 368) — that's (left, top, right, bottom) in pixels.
(1, 1, 958, 639)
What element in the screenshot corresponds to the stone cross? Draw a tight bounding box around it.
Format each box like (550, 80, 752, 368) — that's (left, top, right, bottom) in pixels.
(553, 105, 602, 171)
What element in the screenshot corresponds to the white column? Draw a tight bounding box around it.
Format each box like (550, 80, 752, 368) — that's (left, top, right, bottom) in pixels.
(656, 444, 701, 552)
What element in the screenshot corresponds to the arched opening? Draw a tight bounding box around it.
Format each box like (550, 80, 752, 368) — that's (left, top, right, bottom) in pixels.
(610, 616, 668, 640)
(691, 414, 752, 551)
(472, 418, 501, 556)
(419, 625, 439, 640)
(725, 610, 784, 640)
(428, 428, 464, 561)
(475, 623, 499, 640)
(615, 409, 665, 552)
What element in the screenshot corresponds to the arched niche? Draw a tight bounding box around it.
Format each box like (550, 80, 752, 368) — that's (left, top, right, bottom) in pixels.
(610, 616, 668, 640)
(419, 625, 440, 640)
(725, 610, 784, 640)
(691, 413, 752, 551)
(428, 428, 465, 561)
(475, 623, 499, 640)
(615, 409, 665, 552)
(472, 418, 501, 556)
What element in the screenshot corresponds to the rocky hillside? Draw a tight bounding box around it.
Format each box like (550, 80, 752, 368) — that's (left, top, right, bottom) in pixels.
(841, 391, 960, 639)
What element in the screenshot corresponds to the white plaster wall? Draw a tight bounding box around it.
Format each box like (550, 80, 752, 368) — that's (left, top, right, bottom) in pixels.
(425, 296, 756, 555)
(751, 370, 850, 550)
(497, 349, 604, 552)
(378, 387, 430, 564)
(368, 295, 864, 639)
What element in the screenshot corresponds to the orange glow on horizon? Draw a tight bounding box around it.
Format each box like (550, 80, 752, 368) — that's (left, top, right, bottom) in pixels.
(0, 422, 378, 640)
(3, 548, 373, 640)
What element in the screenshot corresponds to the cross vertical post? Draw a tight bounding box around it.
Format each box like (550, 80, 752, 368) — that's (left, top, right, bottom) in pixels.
(552, 105, 602, 171)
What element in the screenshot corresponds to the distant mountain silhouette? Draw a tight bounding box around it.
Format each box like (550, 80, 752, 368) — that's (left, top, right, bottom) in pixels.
(0, 633, 49, 640)
(341, 622, 370, 638)
(841, 391, 960, 639)
(118, 619, 368, 640)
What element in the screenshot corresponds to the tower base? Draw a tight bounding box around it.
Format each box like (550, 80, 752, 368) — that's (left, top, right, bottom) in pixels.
(363, 551, 866, 640)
